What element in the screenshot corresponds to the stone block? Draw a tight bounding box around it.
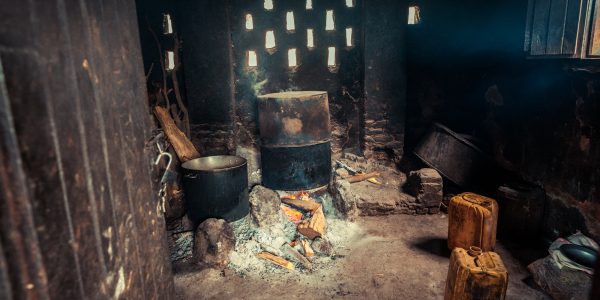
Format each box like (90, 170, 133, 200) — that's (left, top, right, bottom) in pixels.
(405, 168, 443, 208)
(193, 218, 235, 269)
(248, 185, 282, 228)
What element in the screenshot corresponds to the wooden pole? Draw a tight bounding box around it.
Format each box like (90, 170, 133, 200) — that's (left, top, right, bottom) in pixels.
(153, 106, 200, 162)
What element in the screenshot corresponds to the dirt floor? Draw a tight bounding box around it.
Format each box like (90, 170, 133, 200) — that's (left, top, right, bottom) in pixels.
(174, 214, 549, 299)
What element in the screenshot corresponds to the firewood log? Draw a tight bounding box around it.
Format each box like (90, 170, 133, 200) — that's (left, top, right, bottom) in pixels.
(153, 106, 200, 162)
(281, 244, 312, 270)
(301, 240, 315, 257)
(347, 172, 381, 183)
(281, 198, 321, 212)
(297, 206, 326, 240)
(256, 252, 294, 270)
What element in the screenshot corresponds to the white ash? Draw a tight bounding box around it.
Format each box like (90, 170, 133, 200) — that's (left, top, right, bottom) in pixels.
(169, 231, 194, 263)
(227, 192, 363, 276)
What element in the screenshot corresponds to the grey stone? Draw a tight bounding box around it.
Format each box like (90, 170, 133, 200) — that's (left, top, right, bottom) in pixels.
(248, 185, 282, 228)
(193, 218, 235, 269)
(311, 237, 334, 256)
(330, 179, 360, 219)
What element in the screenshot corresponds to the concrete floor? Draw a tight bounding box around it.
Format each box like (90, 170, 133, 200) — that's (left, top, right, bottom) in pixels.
(174, 214, 549, 299)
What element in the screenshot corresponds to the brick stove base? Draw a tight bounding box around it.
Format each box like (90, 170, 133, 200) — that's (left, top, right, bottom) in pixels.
(330, 153, 442, 217)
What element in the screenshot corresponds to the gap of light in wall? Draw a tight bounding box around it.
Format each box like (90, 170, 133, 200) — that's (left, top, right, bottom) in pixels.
(345, 0, 355, 8)
(166, 51, 175, 70)
(286, 11, 295, 31)
(306, 0, 313, 10)
(307, 28, 315, 48)
(327, 47, 336, 66)
(245, 14, 254, 30)
(408, 6, 421, 25)
(288, 48, 297, 67)
(325, 10, 335, 31)
(248, 50, 258, 67)
(163, 13, 173, 34)
(265, 30, 276, 49)
(264, 0, 273, 10)
(346, 27, 353, 47)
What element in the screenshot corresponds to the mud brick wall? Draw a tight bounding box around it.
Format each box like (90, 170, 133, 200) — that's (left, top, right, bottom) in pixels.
(172, 0, 407, 161)
(363, 0, 407, 162)
(190, 124, 236, 156)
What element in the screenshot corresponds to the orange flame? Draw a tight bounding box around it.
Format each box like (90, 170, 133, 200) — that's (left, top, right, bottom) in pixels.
(281, 205, 303, 224)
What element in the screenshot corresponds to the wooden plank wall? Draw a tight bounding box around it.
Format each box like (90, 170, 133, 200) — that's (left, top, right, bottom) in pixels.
(0, 0, 174, 299)
(528, 0, 583, 56)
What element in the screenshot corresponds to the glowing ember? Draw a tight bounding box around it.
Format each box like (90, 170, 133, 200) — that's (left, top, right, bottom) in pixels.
(298, 191, 310, 199)
(281, 205, 303, 224)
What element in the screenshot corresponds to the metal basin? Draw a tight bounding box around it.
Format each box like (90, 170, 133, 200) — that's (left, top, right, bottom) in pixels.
(414, 123, 490, 187)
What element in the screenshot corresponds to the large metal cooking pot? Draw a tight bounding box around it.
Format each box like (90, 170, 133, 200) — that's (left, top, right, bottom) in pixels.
(257, 91, 331, 190)
(182, 156, 249, 223)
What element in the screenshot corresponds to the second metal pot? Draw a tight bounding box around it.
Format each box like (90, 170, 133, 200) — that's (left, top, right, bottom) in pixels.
(181, 155, 249, 223)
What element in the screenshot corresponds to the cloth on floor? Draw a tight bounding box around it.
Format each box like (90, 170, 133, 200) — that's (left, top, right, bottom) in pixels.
(549, 231, 599, 275)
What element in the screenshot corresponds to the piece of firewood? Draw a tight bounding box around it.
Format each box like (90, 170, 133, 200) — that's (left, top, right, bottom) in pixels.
(153, 106, 200, 162)
(281, 244, 312, 270)
(256, 252, 295, 270)
(281, 198, 321, 212)
(297, 206, 327, 240)
(301, 240, 315, 257)
(347, 172, 381, 183)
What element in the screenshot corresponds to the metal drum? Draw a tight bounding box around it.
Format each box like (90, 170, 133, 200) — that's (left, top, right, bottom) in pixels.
(258, 91, 331, 190)
(414, 123, 490, 187)
(182, 156, 249, 223)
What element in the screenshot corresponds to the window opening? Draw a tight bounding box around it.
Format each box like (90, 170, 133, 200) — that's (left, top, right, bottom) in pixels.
(408, 6, 421, 25)
(265, 30, 276, 49)
(325, 10, 335, 31)
(307, 28, 315, 48)
(245, 14, 254, 30)
(286, 11, 295, 31)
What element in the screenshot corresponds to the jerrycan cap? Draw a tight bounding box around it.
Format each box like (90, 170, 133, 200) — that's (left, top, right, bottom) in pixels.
(467, 246, 483, 257)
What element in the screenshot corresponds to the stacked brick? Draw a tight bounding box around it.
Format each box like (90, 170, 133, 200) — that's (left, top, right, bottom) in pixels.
(405, 168, 443, 214)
